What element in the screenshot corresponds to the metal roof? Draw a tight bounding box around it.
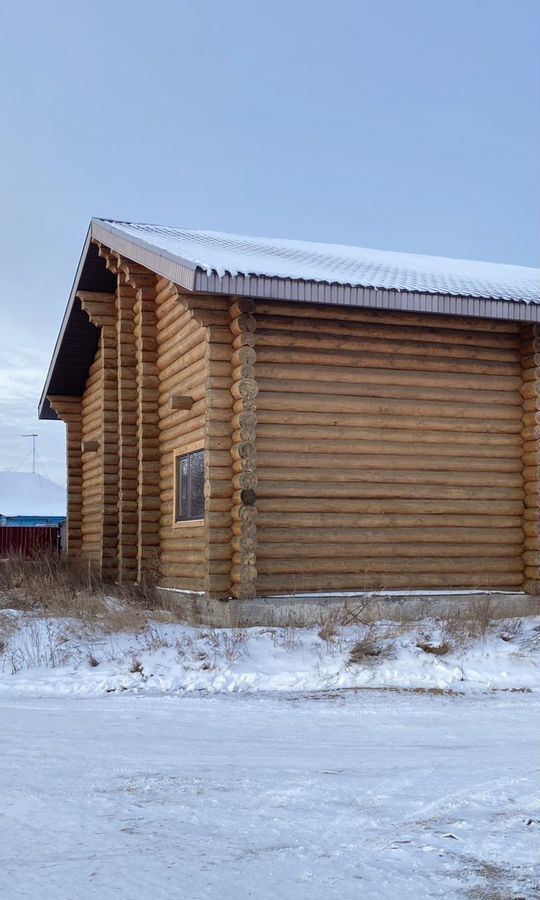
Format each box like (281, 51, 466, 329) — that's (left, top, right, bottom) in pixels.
(39, 218, 540, 421)
(95, 218, 540, 304)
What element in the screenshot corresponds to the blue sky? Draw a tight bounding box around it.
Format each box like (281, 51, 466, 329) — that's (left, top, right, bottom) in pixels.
(0, 0, 538, 484)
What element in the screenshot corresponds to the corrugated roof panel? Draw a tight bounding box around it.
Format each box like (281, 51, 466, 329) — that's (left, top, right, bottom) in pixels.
(95, 219, 540, 304)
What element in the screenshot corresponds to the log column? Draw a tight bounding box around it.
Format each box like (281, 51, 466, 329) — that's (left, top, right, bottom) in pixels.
(229, 298, 258, 599)
(77, 291, 119, 580)
(133, 275, 160, 583)
(202, 314, 234, 598)
(48, 396, 82, 557)
(521, 324, 540, 594)
(116, 275, 138, 581)
(92, 245, 161, 585)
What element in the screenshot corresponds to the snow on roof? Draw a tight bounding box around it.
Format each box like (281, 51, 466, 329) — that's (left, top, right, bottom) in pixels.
(98, 219, 540, 304)
(0, 472, 66, 518)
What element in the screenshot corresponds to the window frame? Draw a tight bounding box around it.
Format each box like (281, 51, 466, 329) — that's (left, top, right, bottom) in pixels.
(173, 444, 205, 527)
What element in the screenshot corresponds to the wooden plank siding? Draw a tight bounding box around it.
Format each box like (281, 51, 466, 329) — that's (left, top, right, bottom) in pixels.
(253, 301, 526, 594)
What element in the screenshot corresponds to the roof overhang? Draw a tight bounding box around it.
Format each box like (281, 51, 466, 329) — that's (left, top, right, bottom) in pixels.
(39, 227, 117, 420)
(39, 219, 540, 421)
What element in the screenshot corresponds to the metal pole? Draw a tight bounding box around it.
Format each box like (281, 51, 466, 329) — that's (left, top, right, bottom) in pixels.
(21, 434, 38, 474)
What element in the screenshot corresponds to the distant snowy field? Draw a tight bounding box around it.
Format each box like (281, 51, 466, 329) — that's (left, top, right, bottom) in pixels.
(0, 691, 538, 899)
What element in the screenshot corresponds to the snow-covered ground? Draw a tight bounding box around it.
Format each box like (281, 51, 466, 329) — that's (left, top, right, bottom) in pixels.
(0, 611, 539, 696)
(0, 690, 538, 899)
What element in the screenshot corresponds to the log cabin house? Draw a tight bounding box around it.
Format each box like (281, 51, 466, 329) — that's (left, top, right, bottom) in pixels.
(39, 219, 540, 620)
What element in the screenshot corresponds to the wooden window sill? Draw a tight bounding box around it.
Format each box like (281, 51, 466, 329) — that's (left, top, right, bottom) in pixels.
(173, 519, 205, 530)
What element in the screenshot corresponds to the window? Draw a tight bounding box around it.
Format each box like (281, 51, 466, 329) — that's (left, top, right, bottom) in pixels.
(175, 449, 205, 522)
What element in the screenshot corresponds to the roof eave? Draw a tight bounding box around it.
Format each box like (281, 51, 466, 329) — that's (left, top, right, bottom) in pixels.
(38, 225, 93, 420)
(91, 219, 198, 292)
(194, 269, 540, 322)
(38, 219, 202, 421)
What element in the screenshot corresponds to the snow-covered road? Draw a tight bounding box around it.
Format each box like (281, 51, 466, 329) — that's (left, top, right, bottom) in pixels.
(0, 691, 538, 899)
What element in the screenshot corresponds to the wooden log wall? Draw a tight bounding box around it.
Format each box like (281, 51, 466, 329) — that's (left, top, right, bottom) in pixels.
(254, 301, 526, 594)
(155, 279, 208, 590)
(57, 263, 235, 593)
(79, 341, 105, 569)
(521, 325, 540, 593)
(78, 293, 119, 580)
(50, 253, 537, 601)
(48, 396, 82, 557)
(155, 282, 234, 594)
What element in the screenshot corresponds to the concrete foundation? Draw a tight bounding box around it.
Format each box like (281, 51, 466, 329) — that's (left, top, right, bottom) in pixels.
(156, 588, 540, 627)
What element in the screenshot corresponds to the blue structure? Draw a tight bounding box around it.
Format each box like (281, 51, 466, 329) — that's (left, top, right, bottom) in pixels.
(0, 514, 65, 527)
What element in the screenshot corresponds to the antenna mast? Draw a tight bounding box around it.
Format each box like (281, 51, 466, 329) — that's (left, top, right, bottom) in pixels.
(21, 434, 38, 475)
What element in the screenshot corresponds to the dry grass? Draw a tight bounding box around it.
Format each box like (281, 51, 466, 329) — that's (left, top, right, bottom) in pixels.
(0, 554, 188, 630)
(433, 600, 495, 652)
(2, 618, 77, 674)
(202, 626, 249, 666)
(414, 600, 504, 657)
(416, 639, 452, 656)
(348, 625, 394, 665)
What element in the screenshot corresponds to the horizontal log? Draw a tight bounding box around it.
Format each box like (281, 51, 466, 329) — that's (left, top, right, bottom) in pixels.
(255, 572, 524, 592)
(232, 331, 256, 350)
(256, 448, 522, 471)
(158, 370, 208, 403)
(257, 377, 522, 409)
(258, 467, 523, 487)
(257, 361, 520, 394)
(257, 556, 523, 575)
(257, 391, 521, 422)
(256, 427, 521, 453)
(158, 345, 207, 387)
(158, 354, 206, 390)
(254, 301, 520, 335)
(256, 310, 520, 347)
(231, 378, 258, 402)
(523, 579, 540, 594)
(257, 541, 523, 559)
(257, 422, 521, 449)
(161, 561, 228, 577)
(158, 321, 204, 367)
(256, 512, 523, 529)
(230, 298, 256, 318)
(256, 481, 523, 500)
(229, 314, 256, 336)
(230, 563, 257, 583)
(256, 330, 520, 371)
(231, 346, 256, 368)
